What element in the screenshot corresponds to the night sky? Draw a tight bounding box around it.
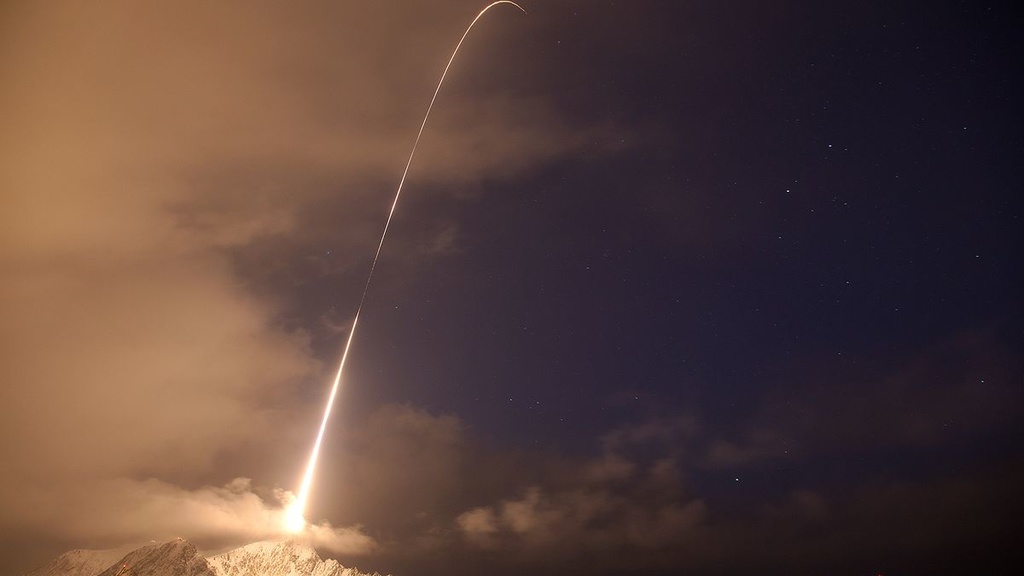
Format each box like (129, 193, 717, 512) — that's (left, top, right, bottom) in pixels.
(1, 1, 1021, 575)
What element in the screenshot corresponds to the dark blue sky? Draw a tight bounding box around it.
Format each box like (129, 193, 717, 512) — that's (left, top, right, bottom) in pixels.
(308, 0, 1018, 458)
(265, 3, 1022, 574)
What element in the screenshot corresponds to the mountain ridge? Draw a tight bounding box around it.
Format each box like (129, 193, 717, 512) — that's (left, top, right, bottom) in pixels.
(21, 539, 385, 576)
(94, 540, 213, 576)
(208, 540, 384, 576)
(23, 546, 136, 576)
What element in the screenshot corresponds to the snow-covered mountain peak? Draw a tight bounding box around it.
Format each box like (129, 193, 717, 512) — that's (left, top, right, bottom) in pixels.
(24, 546, 135, 576)
(95, 539, 214, 576)
(21, 538, 387, 576)
(207, 539, 377, 576)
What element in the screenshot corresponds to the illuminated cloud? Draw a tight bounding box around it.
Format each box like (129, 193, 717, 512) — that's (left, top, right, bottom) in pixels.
(0, 476, 374, 556)
(0, 2, 619, 568)
(456, 454, 706, 557)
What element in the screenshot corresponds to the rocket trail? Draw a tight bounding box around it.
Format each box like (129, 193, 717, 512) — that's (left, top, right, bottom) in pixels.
(285, 0, 526, 533)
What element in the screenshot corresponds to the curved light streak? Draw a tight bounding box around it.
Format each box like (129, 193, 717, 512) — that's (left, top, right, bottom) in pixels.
(285, 0, 526, 533)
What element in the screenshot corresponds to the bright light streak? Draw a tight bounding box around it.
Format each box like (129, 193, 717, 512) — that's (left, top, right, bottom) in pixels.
(284, 1, 526, 533)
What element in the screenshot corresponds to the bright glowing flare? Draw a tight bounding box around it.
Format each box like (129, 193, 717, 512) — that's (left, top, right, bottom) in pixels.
(283, 1, 525, 533)
(284, 501, 307, 533)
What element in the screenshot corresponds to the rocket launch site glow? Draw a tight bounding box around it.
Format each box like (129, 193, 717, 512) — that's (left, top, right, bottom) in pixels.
(284, 1, 526, 534)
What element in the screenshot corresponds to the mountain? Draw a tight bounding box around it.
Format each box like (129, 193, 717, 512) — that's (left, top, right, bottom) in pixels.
(24, 546, 135, 576)
(20, 539, 385, 576)
(208, 540, 382, 576)
(95, 540, 215, 576)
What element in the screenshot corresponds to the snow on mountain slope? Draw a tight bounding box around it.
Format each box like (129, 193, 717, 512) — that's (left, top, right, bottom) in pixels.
(93, 539, 215, 576)
(207, 540, 382, 576)
(20, 538, 387, 576)
(24, 546, 135, 576)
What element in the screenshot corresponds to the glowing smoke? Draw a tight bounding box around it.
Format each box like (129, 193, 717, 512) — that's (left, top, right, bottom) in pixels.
(285, 1, 526, 533)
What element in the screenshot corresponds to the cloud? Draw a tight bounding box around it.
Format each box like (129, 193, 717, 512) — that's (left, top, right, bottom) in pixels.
(297, 405, 712, 574)
(456, 451, 706, 561)
(0, 256, 316, 473)
(700, 331, 1022, 469)
(462, 477, 707, 551)
(760, 488, 830, 523)
(455, 508, 499, 548)
(0, 3, 625, 569)
(704, 428, 788, 468)
(0, 476, 374, 556)
(599, 415, 699, 453)
(303, 523, 378, 557)
(310, 404, 468, 533)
